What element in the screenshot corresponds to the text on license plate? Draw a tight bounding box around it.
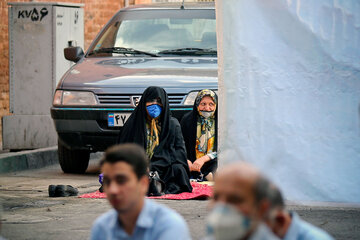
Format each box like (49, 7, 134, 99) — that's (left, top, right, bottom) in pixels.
(108, 113, 131, 127)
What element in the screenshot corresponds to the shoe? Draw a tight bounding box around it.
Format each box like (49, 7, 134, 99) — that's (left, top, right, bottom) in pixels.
(64, 185, 78, 196)
(49, 185, 78, 197)
(98, 173, 104, 193)
(205, 172, 214, 181)
(147, 171, 165, 197)
(48, 185, 56, 197)
(197, 172, 204, 182)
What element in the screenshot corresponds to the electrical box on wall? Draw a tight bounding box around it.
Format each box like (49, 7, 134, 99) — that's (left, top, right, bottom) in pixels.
(3, 2, 84, 149)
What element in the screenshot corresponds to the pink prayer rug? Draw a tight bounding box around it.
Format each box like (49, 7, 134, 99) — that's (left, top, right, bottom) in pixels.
(79, 182, 212, 200)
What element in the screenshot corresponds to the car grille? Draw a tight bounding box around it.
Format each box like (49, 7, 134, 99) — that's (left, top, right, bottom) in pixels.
(96, 93, 185, 106)
(97, 94, 131, 105)
(168, 94, 186, 105)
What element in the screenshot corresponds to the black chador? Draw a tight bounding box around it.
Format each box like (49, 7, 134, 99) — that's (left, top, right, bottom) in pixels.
(118, 86, 192, 194)
(180, 90, 218, 179)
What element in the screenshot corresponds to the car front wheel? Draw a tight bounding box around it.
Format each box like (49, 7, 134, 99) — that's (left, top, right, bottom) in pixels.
(58, 140, 90, 174)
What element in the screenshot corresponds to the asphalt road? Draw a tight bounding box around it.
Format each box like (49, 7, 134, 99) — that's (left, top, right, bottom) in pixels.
(0, 155, 359, 240)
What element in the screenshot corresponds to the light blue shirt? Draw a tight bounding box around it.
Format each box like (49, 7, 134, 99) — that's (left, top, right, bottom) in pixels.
(90, 199, 191, 240)
(250, 224, 280, 240)
(284, 212, 334, 240)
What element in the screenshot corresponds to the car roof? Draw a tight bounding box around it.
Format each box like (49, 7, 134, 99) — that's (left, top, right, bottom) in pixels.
(121, 2, 215, 11)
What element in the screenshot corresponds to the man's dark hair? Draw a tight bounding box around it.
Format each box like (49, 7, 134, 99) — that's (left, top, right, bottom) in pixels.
(253, 175, 285, 209)
(100, 143, 148, 179)
(267, 184, 285, 209)
(253, 176, 272, 205)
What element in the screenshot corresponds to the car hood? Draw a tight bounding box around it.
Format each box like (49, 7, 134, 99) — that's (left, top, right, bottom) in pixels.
(60, 57, 218, 92)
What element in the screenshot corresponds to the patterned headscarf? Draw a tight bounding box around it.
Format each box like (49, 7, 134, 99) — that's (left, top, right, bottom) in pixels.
(195, 89, 217, 159)
(195, 89, 217, 109)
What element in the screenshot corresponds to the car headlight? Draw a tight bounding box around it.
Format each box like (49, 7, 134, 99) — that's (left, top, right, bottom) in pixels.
(183, 91, 199, 105)
(53, 90, 98, 106)
(53, 90, 63, 106)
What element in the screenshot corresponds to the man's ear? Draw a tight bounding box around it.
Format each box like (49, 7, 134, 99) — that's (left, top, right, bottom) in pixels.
(275, 212, 286, 227)
(270, 211, 288, 238)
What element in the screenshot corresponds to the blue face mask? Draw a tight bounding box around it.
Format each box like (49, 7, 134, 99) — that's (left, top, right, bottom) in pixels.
(146, 104, 162, 118)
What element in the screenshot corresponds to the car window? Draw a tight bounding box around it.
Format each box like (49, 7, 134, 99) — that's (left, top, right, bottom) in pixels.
(90, 13, 216, 55)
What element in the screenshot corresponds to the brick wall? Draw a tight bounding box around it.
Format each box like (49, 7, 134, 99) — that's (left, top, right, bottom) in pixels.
(0, 0, 12, 150)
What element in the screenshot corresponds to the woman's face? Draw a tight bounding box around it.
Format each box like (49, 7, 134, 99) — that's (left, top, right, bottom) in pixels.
(145, 101, 162, 107)
(198, 96, 216, 112)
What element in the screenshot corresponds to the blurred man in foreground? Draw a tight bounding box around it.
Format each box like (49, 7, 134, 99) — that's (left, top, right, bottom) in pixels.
(264, 184, 334, 240)
(207, 161, 333, 240)
(206, 162, 279, 240)
(90, 143, 191, 240)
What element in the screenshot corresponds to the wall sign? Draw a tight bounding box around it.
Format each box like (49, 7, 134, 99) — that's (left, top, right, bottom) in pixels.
(18, 7, 48, 21)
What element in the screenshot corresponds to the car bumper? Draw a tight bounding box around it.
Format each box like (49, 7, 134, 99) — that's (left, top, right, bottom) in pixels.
(51, 106, 192, 152)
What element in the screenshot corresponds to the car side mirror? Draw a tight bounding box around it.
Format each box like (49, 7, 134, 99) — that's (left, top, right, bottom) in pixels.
(64, 47, 84, 63)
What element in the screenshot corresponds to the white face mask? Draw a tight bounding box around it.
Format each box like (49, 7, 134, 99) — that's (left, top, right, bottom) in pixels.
(206, 203, 252, 240)
(200, 110, 215, 119)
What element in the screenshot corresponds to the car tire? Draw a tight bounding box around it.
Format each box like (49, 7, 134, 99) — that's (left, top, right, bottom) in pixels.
(58, 141, 90, 174)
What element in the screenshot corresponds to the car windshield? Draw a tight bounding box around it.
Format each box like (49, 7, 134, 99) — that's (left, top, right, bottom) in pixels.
(88, 10, 216, 57)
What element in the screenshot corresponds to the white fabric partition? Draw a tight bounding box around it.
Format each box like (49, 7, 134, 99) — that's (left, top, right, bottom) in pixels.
(216, 0, 360, 203)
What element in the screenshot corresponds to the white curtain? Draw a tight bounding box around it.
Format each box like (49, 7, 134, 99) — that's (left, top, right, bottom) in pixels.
(216, 0, 360, 203)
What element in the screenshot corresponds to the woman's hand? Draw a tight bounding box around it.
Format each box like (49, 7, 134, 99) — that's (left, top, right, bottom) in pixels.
(192, 158, 204, 172)
(187, 160, 193, 171)
(192, 155, 210, 172)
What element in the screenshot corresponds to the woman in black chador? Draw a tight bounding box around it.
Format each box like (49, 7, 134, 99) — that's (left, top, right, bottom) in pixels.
(118, 86, 192, 194)
(180, 89, 218, 181)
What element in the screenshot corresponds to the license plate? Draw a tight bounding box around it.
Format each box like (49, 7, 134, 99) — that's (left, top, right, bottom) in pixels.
(108, 113, 131, 127)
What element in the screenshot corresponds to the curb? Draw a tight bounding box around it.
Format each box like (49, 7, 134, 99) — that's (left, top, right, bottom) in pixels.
(0, 146, 58, 174)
